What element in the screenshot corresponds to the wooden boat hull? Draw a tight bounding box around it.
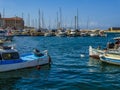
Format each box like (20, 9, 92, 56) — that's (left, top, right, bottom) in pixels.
(100, 54, 120, 65)
(89, 46, 105, 59)
(0, 54, 51, 72)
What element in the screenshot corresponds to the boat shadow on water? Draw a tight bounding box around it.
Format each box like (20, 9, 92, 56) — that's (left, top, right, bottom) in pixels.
(0, 64, 51, 89)
(0, 64, 51, 79)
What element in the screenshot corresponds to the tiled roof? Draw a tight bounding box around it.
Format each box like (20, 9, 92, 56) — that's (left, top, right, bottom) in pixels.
(2, 17, 23, 21)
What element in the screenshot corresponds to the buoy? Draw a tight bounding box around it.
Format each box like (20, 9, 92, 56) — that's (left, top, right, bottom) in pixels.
(80, 54, 85, 57)
(36, 65, 41, 69)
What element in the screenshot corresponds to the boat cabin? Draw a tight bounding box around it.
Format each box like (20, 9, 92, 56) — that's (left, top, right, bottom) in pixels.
(0, 49, 20, 60)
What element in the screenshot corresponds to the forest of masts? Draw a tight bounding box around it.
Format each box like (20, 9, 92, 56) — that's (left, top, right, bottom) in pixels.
(23, 8, 80, 31)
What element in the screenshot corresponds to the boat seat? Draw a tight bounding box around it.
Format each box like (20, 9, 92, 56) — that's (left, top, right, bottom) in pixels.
(33, 49, 44, 57)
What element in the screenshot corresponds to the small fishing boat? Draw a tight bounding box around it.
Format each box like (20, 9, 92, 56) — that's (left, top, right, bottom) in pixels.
(89, 37, 120, 59)
(0, 46, 51, 72)
(0, 29, 14, 41)
(99, 53, 120, 65)
(89, 46, 105, 59)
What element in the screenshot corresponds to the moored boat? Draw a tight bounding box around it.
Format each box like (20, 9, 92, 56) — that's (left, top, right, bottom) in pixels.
(56, 30, 66, 37)
(68, 29, 77, 37)
(0, 29, 14, 41)
(89, 46, 105, 59)
(44, 32, 53, 37)
(89, 37, 120, 59)
(99, 53, 120, 65)
(0, 47, 51, 72)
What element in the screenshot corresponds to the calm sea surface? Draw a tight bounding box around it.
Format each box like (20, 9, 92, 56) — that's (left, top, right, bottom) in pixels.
(1, 34, 120, 90)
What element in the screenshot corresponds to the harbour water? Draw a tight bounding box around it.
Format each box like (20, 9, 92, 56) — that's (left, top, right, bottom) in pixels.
(1, 34, 120, 90)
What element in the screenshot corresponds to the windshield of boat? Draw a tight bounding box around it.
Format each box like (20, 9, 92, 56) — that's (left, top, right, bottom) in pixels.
(1, 52, 20, 60)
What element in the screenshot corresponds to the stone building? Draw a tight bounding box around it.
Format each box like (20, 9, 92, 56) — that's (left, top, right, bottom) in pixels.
(108, 27, 120, 32)
(0, 14, 24, 30)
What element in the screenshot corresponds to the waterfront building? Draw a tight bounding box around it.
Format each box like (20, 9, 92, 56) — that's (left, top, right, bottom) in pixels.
(0, 15, 24, 30)
(106, 27, 120, 33)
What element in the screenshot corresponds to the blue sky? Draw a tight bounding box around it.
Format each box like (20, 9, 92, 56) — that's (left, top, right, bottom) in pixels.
(0, 0, 120, 29)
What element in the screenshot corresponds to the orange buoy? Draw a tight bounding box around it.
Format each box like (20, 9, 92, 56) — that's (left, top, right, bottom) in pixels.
(36, 65, 41, 69)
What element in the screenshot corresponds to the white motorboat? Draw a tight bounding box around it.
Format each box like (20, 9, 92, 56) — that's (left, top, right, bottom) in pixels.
(0, 46, 51, 72)
(56, 30, 66, 37)
(69, 29, 77, 37)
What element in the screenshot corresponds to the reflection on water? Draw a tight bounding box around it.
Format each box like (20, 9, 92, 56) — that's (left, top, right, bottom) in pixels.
(1, 35, 120, 89)
(0, 77, 20, 90)
(89, 57, 120, 73)
(88, 57, 101, 66)
(0, 64, 51, 79)
(0, 64, 51, 89)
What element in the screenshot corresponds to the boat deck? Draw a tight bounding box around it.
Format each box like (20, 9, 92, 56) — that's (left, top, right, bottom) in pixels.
(0, 53, 47, 65)
(21, 53, 47, 61)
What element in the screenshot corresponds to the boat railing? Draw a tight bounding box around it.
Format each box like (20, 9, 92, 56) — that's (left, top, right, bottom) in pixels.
(42, 50, 48, 55)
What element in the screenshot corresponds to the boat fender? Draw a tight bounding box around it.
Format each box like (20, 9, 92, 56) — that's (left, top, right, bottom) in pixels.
(36, 65, 41, 69)
(48, 55, 51, 63)
(80, 54, 85, 58)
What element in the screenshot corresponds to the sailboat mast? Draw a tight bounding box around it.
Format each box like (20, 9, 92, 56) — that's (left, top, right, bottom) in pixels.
(75, 16, 77, 30)
(48, 17, 51, 30)
(87, 17, 89, 30)
(77, 8, 79, 30)
(21, 12, 23, 19)
(59, 7, 62, 29)
(3, 8, 5, 18)
(2, 8, 5, 28)
(42, 11, 44, 29)
(38, 9, 41, 29)
(28, 13, 30, 27)
(57, 11, 59, 29)
(15, 15, 16, 28)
